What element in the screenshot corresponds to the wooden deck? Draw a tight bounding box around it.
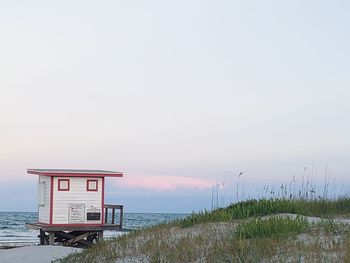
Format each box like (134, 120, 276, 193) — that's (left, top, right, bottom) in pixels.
(26, 204, 123, 247)
(26, 222, 122, 231)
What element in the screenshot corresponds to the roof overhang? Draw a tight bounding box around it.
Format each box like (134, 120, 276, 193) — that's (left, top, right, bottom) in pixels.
(27, 169, 123, 178)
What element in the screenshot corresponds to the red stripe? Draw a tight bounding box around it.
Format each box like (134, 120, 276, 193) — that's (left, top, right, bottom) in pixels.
(101, 177, 105, 224)
(28, 171, 123, 177)
(43, 223, 104, 227)
(50, 177, 54, 224)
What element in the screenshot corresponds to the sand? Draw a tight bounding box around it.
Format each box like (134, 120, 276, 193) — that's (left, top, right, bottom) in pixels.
(0, 245, 82, 263)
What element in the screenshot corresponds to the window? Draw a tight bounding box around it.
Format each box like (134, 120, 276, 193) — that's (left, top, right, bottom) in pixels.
(58, 179, 70, 191)
(87, 179, 98, 191)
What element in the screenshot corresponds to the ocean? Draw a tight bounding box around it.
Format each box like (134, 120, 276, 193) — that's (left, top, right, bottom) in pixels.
(0, 212, 188, 247)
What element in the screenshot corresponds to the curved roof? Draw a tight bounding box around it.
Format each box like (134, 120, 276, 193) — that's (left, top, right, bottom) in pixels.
(27, 168, 123, 177)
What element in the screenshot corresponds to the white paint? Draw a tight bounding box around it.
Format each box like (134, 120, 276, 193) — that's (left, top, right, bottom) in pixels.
(52, 177, 102, 224)
(38, 176, 51, 223)
(37, 182, 45, 206)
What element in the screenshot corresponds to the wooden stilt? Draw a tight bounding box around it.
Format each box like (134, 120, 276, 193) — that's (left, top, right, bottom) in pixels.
(48, 232, 55, 245)
(98, 231, 103, 241)
(112, 208, 115, 224)
(119, 206, 123, 229)
(54, 231, 92, 247)
(39, 229, 45, 245)
(67, 232, 91, 245)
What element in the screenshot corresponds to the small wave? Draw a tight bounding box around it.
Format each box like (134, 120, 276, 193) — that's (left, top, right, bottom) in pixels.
(0, 212, 187, 243)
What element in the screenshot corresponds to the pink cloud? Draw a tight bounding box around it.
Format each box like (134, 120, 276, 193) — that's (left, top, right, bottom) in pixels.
(116, 174, 213, 191)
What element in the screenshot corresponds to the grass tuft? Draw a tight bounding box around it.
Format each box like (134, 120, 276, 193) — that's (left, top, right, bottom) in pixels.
(235, 216, 309, 239)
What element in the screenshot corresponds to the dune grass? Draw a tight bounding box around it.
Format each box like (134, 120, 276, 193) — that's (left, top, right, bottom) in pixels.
(177, 198, 350, 227)
(56, 197, 350, 263)
(235, 215, 309, 239)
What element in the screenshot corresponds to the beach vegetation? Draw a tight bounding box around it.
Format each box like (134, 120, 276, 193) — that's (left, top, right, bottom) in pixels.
(56, 196, 350, 263)
(177, 197, 350, 228)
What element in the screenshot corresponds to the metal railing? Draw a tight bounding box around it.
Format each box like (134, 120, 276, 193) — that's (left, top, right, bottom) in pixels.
(104, 204, 123, 229)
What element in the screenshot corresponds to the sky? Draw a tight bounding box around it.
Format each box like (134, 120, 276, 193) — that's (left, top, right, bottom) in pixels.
(0, 1, 349, 212)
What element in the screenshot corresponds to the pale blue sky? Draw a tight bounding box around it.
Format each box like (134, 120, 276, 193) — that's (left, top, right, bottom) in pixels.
(0, 1, 349, 212)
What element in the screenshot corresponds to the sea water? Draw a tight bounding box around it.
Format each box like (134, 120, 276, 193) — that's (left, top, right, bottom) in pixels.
(0, 212, 188, 247)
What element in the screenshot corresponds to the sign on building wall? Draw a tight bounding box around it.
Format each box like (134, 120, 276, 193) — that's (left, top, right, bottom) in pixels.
(86, 206, 101, 221)
(69, 203, 85, 223)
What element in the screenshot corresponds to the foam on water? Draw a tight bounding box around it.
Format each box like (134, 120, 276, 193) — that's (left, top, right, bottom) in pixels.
(0, 212, 187, 247)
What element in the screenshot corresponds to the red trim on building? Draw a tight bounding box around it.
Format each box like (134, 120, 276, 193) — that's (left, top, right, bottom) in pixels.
(30, 170, 121, 226)
(50, 177, 54, 224)
(86, 179, 98, 191)
(101, 177, 105, 224)
(44, 223, 104, 227)
(28, 171, 123, 177)
(58, 179, 70, 191)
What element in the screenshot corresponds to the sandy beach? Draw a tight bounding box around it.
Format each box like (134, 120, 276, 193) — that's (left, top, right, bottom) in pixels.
(0, 245, 82, 263)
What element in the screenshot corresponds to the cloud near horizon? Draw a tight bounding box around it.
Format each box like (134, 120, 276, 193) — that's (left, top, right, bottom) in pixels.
(114, 174, 214, 191)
